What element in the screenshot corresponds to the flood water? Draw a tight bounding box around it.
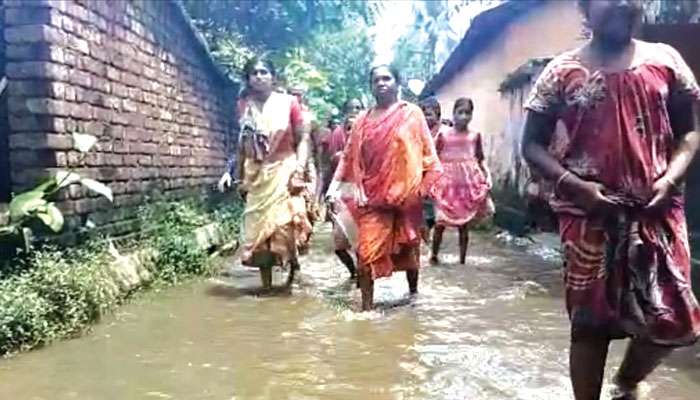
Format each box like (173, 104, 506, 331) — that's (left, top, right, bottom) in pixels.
(1, 225, 699, 399)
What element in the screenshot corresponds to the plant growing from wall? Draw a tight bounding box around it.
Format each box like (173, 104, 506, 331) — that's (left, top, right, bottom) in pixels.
(0, 133, 113, 246)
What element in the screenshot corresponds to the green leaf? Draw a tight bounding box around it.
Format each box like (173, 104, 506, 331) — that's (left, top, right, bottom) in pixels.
(35, 204, 64, 232)
(9, 191, 47, 222)
(80, 178, 113, 202)
(55, 170, 81, 189)
(72, 132, 98, 153)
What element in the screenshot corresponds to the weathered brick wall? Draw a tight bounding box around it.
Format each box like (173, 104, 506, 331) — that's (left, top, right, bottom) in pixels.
(2, 0, 235, 238)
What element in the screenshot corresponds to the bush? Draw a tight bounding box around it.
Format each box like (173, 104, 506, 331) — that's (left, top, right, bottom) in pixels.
(0, 196, 244, 356)
(0, 244, 119, 355)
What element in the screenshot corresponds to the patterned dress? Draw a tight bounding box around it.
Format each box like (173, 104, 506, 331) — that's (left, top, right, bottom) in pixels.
(525, 40, 700, 345)
(433, 128, 493, 227)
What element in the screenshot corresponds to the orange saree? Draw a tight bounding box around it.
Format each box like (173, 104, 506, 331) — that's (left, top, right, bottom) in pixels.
(333, 102, 442, 279)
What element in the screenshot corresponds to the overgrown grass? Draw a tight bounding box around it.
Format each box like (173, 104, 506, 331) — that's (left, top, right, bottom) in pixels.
(0, 195, 243, 357)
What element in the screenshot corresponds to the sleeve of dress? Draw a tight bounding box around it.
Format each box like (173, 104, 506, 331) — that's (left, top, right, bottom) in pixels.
(523, 58, 565, 116)
(332, 121, 358, 183)
(662, 44, 700, 103)
(476, 133, 485, 162)
(418, 112, 443, 197)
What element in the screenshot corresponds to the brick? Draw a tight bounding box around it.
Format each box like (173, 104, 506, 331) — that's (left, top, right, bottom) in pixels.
(4, 24, 60, 44)
(92, 77, 111, 94)
(112, 141, 128, 155)
(68, 69, 91, 87)
(9, 115, 65, 132)
(66, 2, 89, 22)
(9, 132, 72, 150)
(67, 151, 83, 167)
(105, 154, 123, 166)
(70, 103, 93, 119)
(67, 35, 90, 55)
(91, 46, 109, 63)
(6, 43, 64, 63)
(6, 61, 68, 80)
(106, 66, 121, 81)
(10, 149, 64, 167)
(24, 98, 71, 116)
(64, 85, 77, 101)
(64, 49, 78, 67)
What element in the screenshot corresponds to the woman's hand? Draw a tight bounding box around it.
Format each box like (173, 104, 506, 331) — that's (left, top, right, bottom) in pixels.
(218, 172, 232, 193)
(288, 165, 306, 195)
(561, 177, 619, 216)
(646, 176, 677, 212)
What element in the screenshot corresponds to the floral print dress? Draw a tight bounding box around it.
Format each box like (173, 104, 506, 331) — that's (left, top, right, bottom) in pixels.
(525, 40, 700, 345)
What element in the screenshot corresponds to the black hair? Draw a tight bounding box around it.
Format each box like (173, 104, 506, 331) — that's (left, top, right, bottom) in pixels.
(368, 64, 402, 86)
(454, 97, 474, 113)
(243, 57, 277, 81)
(343, 98, 364, 112)
(419, 96, 442, 116)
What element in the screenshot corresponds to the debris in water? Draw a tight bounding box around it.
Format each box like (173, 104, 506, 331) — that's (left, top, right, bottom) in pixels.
(145, 392, 172, 399)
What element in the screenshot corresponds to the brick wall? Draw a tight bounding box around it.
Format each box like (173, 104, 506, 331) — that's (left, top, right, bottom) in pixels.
(2, 0, 236, 238)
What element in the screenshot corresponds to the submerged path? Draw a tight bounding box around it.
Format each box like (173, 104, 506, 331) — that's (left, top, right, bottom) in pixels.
(1, 224, 699, 399)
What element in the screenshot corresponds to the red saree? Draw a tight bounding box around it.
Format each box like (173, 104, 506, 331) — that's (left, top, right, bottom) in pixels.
(334, 102, 442, 279)
(525, 41, 700, 345)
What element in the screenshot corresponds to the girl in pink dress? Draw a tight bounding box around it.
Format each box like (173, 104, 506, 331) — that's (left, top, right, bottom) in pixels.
(431, 98, 493, 265)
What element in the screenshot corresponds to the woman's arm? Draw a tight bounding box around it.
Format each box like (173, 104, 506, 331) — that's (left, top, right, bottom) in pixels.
(648, 102, 700, 209)
(522, 111, 617, 215)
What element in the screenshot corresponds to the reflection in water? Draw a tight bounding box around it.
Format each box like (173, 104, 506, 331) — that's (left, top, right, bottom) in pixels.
(0, 225, 698, 399)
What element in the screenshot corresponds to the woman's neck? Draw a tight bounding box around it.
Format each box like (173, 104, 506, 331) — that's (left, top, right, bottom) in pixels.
(455, 124, 469, 133)
(375, 96, 398, 110)
(588, 35, 634, 62)
(249, 89, 272, 104)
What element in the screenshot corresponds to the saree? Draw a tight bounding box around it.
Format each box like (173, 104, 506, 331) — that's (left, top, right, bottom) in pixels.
(525, 41, 700, 345)
(333, 102, 442, 279)
(238, 92, 313, 267)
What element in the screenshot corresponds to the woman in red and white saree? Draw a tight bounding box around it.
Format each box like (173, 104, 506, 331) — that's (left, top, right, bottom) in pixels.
(522, 1, 700, 398)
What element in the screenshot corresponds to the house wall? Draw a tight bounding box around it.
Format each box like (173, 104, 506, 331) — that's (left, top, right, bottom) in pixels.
(434, 0, 585, 195)
(2, 0, 235, 238)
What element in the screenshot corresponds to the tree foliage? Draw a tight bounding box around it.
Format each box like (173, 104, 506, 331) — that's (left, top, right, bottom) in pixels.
(183, 0, 377, 121)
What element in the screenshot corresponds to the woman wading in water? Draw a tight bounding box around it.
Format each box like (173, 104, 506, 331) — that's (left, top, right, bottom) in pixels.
(522, 1, 700, 398)
(328, 65, 442, 311)
(219, 57, 313, 292)
(322, 98, 364, 278)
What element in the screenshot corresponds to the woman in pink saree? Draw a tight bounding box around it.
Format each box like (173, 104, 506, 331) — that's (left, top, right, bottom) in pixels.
(522, 1, 700, 398)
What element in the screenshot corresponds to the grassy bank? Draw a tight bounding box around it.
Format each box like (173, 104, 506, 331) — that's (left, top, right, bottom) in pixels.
(0, 195, 243, 356)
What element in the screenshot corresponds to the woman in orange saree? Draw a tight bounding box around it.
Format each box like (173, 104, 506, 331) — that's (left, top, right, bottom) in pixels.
(328, 65, 442, 310)
(219, 57, 313, 292)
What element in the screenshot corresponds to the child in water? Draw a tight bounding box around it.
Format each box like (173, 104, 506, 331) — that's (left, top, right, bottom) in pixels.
(431, 97, 493, 264)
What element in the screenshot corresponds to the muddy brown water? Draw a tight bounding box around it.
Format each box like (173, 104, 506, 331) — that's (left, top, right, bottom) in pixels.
(0, 225, 699, 399)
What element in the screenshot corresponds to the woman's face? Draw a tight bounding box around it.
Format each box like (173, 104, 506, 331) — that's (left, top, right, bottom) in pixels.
(247, 62, 274, 93)
(344, 115, 357, 132)
(371, 67, 398, 101)
(586, 0, 642, 46)
(345, 99, 363, 118)
(453, 103, 473, 128)
(421, 106, 440, 129)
